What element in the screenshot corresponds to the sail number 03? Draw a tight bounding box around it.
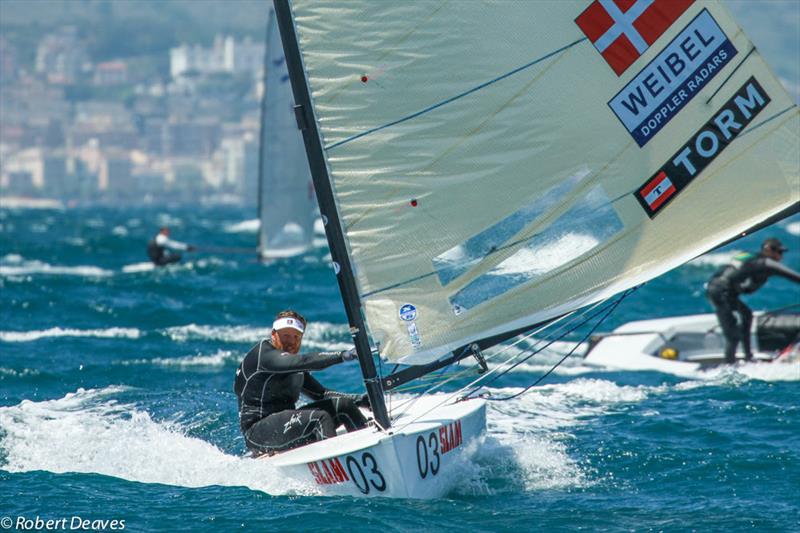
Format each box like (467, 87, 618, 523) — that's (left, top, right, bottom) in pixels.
(346, 452, 386, 494)
(416, 432, 440, 479)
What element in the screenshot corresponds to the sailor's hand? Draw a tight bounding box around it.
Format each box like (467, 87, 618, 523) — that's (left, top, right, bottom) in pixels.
(356, 393, 371, 409)
(340, 347, 358, 361)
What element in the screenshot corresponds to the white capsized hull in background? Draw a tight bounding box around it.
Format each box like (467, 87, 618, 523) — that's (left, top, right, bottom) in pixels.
(260, 397, 486, 498)
(583, 313, 775, 375)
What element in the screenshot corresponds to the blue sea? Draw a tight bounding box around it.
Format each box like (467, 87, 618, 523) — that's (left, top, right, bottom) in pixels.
(1, 205, 799, 532)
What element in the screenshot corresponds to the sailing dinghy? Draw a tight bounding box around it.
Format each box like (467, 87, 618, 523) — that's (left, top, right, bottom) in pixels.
(256, 9, 317, 259)
(259, 0, 799, 497)
(584, 308, 800, 373)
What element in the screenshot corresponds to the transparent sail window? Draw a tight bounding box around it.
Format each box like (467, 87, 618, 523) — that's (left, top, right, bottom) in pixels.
(450, 185, 624, 312)
(432, 168, 589, 286)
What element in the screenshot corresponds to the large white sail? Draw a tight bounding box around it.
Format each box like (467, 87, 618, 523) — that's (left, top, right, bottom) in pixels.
(258, 9, 316, 259)
(285, 0, 799, 363)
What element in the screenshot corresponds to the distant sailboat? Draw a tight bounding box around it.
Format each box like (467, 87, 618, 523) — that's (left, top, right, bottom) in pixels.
(263, 0, 799, 498)
(256, 8, 317, 259)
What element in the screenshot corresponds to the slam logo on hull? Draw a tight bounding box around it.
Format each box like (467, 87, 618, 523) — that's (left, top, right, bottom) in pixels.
(439, 420, 463, 454)
(608, 9, 737, 147)
(635, 77, 770, 217)
(307, 457, 349, 485)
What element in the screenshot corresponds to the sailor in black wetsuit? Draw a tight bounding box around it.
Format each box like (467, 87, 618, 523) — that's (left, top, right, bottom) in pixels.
(234, 310, 369, 456)
(706, 238, 800, 364)
(147, 227, 194, 266)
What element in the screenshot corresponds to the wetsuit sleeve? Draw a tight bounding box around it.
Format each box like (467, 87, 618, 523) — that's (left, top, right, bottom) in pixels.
(255, 340, 344, 373)
(764, 258, 800, 283)
(301, 373, 328, 401)
(301, 373, 360, 401)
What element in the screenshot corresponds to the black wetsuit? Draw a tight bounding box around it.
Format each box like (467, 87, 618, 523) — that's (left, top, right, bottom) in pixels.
(233, 339, 367, 455)
(146, 238, 181, 266)
(707, 252, 800, 363)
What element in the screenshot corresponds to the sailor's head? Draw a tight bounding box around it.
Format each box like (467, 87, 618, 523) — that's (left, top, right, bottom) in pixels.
(159, 226, 170, 236)
(762, 237, 788, 261)
(271, 310, 306, 354)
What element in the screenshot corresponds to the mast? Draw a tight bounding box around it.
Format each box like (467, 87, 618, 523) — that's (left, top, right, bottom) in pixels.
(273, 0, 391, 429)
(254, 11, 272, 257)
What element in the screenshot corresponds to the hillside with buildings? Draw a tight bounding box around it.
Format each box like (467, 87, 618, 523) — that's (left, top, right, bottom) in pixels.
(0, 0, 267, 206)
(0, 1, 797, 207)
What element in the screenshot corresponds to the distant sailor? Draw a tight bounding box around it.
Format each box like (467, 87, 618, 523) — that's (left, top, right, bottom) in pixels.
(234, 310, 369, 456)
(706, 238, 800, 364)
(147, 227, 194, 266)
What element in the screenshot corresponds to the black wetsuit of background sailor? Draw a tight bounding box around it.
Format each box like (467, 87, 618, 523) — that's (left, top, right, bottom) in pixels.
(233, 339, 367, 455)
(146, 238, 181, 266)
(706, 252, 800, 363)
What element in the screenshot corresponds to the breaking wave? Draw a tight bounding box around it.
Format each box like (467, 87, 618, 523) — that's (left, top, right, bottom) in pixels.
(0, 387, 315, 495)
(163, 322, 351, 351)
(0, 256, 112, 278)
(121, 350, 239, 368)
(223, 219, 260, 233)
(0, 327, 141, 343)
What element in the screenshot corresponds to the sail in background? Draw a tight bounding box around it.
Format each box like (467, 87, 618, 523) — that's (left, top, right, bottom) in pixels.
(285, 0, 799, 363)
(258, 9, 316, 259)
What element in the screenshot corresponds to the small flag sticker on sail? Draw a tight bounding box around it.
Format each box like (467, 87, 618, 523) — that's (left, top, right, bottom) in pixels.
(635, 77, 770, 218)
(575, 0, 695, 76)
(639, 171, 675, 211)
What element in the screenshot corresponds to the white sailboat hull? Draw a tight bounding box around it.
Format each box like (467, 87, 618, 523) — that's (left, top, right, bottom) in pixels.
(583, 312, 788, 374)
(260, 397, 486, 498)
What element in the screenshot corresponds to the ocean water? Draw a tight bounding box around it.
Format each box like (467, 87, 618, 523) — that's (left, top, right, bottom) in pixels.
(1, 206, 799, 532)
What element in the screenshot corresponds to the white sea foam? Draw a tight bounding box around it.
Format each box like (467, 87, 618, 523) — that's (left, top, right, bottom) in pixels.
(0, 258, 112, 277)
(0, 367, 40, 377)
(111, 225, 129, 236)
(785, 221, 800, 236)
(0, 387, 316, 495)
(163, 322, 351, 350)
(223, 219, 260, 233)
(695, 361, 800, 383)
(122, 350, 239, 368)
(473, 379, 654, 491)
(689, 250, 738, 268)
(388, 377, 660, 494)
(0, 327, 141, 343)
(121, 262, 155, 273)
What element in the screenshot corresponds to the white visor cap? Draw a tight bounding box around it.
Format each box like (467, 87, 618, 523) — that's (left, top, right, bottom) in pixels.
(272, 317, 305, 334)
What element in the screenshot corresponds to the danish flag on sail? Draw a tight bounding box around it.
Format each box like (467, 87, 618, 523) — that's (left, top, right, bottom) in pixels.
(575, 0, 694, 76)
